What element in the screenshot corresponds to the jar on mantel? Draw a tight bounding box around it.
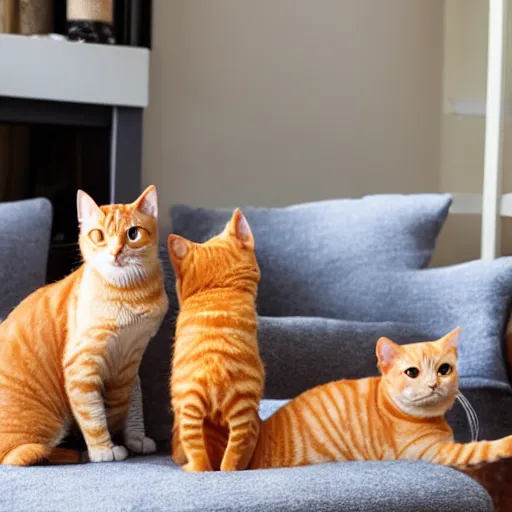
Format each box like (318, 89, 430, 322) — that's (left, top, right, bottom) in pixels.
(66, 0, 114, 44)
(0, 0, 53, 35)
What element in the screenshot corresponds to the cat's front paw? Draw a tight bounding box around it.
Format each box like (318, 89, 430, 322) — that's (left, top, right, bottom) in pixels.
(182, 460, 212, 472)
(125, 435, 157, 454)
(89, 445, 129, 463)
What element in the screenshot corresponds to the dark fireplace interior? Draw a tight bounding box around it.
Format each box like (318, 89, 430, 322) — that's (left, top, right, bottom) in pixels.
(0, 122, 110, 283)
(0, 0, 152, 283)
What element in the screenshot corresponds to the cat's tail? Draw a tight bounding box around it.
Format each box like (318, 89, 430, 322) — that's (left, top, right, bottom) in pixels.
(428, 435, 512, 470)
(45, 447, 89, 465)
(1, 445, 88, 466)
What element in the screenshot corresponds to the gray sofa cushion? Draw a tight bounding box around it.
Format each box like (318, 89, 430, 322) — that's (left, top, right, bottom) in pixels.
(0, 456, 492, 512)
(0, 198, 52, 319)
(259, 317, 431, 399)
(171, 194, 452, 317)
(258, 259, 512, 394)
(140, 246, 178, 443)
(337, 259, 512, 391)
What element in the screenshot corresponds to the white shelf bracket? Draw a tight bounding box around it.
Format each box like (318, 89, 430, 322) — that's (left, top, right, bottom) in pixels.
(481, 0, 508, 260)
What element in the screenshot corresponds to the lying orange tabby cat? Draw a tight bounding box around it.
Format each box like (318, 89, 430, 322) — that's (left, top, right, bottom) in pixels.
(0, 186, 168, 465)
(169, 209, 264, 472)
(250, 329, 512, 470)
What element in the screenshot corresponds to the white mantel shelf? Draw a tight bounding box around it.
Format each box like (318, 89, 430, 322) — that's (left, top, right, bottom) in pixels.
(0, 34, 149, 108)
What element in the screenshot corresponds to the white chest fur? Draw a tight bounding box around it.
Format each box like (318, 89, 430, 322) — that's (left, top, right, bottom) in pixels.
(72, 267, 168, 381)
(105, 318, 154, 379)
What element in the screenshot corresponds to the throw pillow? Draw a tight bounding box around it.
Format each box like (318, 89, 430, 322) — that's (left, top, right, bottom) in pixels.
(0, 198, 53, 318)
(170, 194, 452, 317)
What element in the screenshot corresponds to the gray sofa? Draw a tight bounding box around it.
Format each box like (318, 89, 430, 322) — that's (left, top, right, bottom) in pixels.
(3, 195, 510, 512)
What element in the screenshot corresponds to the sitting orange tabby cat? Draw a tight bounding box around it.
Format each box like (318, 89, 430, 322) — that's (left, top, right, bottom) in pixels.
(250, 329, 512, 470)
(0, 186, 168, 465)
(168, 209, 264, 472)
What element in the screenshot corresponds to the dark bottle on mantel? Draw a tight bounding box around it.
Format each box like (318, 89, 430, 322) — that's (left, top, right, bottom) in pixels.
(52, 0, 152, 47)
(66, 0, 115, 44)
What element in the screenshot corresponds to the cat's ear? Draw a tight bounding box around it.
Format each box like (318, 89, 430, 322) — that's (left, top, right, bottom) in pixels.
(440, 327, 461, 351)
(224, 209, 255, 250)
(77, 190, 103, 227)
(376, 337, 401, 373)
(133, 185, 158, 218)
(168, 234, 192, 273)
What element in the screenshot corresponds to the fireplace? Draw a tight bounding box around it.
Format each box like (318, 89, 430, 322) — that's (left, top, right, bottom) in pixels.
(0, 99, 142, 283)
(0, 1, 152, 282)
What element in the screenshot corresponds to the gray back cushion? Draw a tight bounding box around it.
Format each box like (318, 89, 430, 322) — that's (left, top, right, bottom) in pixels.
(140, 245, 177, 443)
(258, 257, 512, 397)
(0, 198, 53, 318)
(171, 194, 452, 317)
(256, 259, 512, 443)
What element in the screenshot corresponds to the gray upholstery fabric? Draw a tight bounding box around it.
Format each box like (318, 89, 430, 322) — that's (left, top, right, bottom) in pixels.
(446, 388, 512, 442)
(0, 198, 52, 318)
(258, 317, 432, 399)
(329, 259, 512, 390)
(0, 456, 492, 512)
(257, 259, 512, 394)
(171, 194, 452, 317)
(139, 246, 177, 443)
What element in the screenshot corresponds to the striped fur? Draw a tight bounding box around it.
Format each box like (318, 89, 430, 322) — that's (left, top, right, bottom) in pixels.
(0, 186, 168, 465)
(169, 209, 264, 472)
(250, 329, 512, 470)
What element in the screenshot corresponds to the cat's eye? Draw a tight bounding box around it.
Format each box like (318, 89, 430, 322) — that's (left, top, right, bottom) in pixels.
(127, 226, 142, 243)
(89, 229, 104, 244)
(438, 363, 452, 376)
(405, 367, 420, 379)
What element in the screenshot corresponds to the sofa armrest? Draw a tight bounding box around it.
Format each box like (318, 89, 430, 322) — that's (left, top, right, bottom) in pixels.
(0, 198, 53, 318)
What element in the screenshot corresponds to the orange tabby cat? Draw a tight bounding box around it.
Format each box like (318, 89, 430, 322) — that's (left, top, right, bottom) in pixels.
(250, 329, 512, 470)
(168, 209, 264, 472)
(0, 186, 168, 465)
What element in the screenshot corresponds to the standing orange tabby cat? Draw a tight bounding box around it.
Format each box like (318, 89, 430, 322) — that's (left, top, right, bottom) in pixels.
(0, 186, 168, 465)
(168, 209, 264, 472)
(250, 329, 512, 470)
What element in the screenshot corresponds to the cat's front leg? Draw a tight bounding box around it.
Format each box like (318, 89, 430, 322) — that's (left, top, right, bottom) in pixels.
(424, 435, 512, 469)
(64, 332, 128, 463)
(123, 375, 156, 454)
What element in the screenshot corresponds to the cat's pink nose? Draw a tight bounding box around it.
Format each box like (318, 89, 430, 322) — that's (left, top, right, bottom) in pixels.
(429, 383, 438, 391)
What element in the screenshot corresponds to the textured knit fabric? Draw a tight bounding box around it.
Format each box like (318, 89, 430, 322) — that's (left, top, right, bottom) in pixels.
(258, 317, 431, 398)
(170, 194, 452, 317)
(331, 260, 512, 390)
(0, 457, 492, 512)
(139, 246, 178, 442)
(256, 256, 512, 393)
(0, 198, 52, 318)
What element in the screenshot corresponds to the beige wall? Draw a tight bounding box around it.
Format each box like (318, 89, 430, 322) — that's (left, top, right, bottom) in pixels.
(434, 0, 512, 267)
(143, 0, 444, 235)
(433, 0, 488, 266)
